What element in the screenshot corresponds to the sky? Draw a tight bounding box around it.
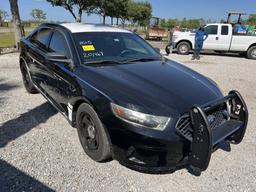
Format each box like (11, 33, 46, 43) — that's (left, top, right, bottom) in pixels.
(1, 0, 256, 24)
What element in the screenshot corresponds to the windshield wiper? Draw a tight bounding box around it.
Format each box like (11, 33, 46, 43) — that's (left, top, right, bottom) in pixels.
(124, 57, 162, 63)
(84, 60, 124, 65)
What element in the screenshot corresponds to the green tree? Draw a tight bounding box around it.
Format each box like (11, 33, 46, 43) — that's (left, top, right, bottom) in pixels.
(180, 18, 187, 28)
(220, 19, 225, 23)
(166, 19, 177, 29)
(118, 0, 129, 26)
(247, 14, 256, 25)
(46, 0, 94, 22)
(0, 9, 9, 22)
(93, 0, 115, 24)
(159, 19, 166, 28)
(187, 19, 200, 29)
(110, 0, 128, 25)
(91, 0, 129, 25)
(127, 1, 152, 26)
(9, 0, 25, 48)
(30, 9, 47, 22)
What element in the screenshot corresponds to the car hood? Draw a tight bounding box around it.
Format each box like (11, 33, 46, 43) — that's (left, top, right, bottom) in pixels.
(77, 59, 223, 116)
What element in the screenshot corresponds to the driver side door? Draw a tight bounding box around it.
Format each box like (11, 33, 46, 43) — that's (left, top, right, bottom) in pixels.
(46, 30, 77, 115)
(203, 25, 220, 50)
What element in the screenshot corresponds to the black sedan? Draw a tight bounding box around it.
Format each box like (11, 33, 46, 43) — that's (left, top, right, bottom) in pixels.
(19, 23, 248, 175)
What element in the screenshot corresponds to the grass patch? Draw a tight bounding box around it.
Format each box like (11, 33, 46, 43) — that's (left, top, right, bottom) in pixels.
(0, 33, 15, 47)
(0, 31, 31, 47)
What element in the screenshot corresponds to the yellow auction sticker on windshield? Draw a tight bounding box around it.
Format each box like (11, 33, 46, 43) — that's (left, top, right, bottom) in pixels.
(82, 45, 95, 51)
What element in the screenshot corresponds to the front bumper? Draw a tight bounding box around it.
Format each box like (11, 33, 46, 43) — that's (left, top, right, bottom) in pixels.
(109, 91, 248, 175)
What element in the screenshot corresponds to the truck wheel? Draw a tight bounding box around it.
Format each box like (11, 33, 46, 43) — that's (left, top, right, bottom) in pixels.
(20, 63, 38, 94)
(165, 45, 171, 55)
(247, 46, 256, 59)
(76, 103, 112, 162)
(177, 42, 191, 55)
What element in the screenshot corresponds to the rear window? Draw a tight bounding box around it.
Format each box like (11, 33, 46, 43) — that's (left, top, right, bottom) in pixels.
(221, 26, 229, 35)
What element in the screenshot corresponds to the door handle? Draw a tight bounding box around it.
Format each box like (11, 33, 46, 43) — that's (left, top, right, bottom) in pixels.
(216, 37, 219, 40)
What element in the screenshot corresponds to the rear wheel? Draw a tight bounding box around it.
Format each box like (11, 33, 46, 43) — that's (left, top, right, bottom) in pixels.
(177, 42, 191, 55)
(76, 103, 111, 162)
(247, 46, 256, 59)
(20, 63, 38, 94)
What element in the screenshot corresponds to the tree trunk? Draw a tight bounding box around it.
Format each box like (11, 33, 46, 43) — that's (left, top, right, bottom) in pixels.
(121, 19, 125, 28)
(111, 17, 113, 25)
(116, 18, 119, 25)
(76, 9, 82, 23)
(103, 15, 106, 25)
(9, 0, 24, 49)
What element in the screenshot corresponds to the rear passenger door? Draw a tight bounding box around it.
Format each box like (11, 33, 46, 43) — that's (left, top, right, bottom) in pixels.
(27, 27, 52, 89)
(217, 25, 232, 51)
(203, 25, 232, 51)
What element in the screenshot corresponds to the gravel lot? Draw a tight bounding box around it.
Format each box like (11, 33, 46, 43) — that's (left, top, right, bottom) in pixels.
(0, 52, 256, 192)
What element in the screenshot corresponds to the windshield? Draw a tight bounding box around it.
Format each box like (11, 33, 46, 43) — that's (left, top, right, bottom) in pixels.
(73, 32, 161, 65)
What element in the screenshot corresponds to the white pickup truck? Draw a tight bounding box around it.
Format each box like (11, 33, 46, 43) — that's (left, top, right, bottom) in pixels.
(168, 23, 256, 59)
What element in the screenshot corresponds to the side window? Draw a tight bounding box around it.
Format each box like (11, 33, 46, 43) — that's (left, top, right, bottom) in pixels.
(221, 26, 229, 35)
(49, 31, 70, 58)
(205, 25, 218, 35)
(31, 28, 52, 48)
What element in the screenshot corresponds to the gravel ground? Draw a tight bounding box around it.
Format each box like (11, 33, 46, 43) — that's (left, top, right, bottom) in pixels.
(0, 52, 255, 192)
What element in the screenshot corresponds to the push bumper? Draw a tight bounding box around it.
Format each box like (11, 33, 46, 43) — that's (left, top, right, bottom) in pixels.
(188, 90, 248, 175)
(110, 91, 248, 175)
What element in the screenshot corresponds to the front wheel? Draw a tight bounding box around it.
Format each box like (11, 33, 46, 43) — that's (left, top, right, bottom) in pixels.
(76, 103, 111, 162)
(247, 46, 256, 60)
(177, 42, 191, 55)
(165, 45, 171, 55)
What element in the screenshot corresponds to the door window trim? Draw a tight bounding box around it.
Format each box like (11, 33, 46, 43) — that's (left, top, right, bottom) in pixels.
(221, 25, 229, 35)
(30, 27, 53, 52)
(48, 28, 73, 60)
(205, 25, 218, 35)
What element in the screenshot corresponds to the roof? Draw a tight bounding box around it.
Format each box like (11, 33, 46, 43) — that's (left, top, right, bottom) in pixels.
(60, 23, 132, 33)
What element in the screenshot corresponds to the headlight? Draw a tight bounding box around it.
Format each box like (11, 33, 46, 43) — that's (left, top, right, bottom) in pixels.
(111, 103, 170, 131)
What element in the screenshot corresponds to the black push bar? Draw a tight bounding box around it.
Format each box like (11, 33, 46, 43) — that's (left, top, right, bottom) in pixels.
(188, 90, 248, 175)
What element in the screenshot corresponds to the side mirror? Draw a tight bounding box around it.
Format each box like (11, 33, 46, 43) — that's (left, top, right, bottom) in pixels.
(46, 52, 69, 63)
(154, 47, 161, 53)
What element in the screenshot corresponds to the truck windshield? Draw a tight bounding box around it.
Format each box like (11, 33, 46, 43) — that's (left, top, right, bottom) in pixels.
(73, 32, 161, 65)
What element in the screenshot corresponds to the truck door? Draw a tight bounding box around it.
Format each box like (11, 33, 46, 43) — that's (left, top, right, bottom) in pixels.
(203, 25, 232, 51)
(216, 25, 232, 51)
(203, 25, 219, 50)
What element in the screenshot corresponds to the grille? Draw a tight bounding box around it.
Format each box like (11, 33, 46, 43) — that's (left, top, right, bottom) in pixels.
(175, 115, 193, 141)
(206, 107, 227, 130)
(176, 106, 228, 141)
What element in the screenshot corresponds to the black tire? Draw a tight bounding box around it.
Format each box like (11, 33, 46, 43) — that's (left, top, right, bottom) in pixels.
(76, 103, 111, 162)
(157, 37, 162, 41)
(165, 45, 171, 55)
(177, 42, 191, 55)
(247, 46, 256, 60)
(20, 63, 38, 94)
